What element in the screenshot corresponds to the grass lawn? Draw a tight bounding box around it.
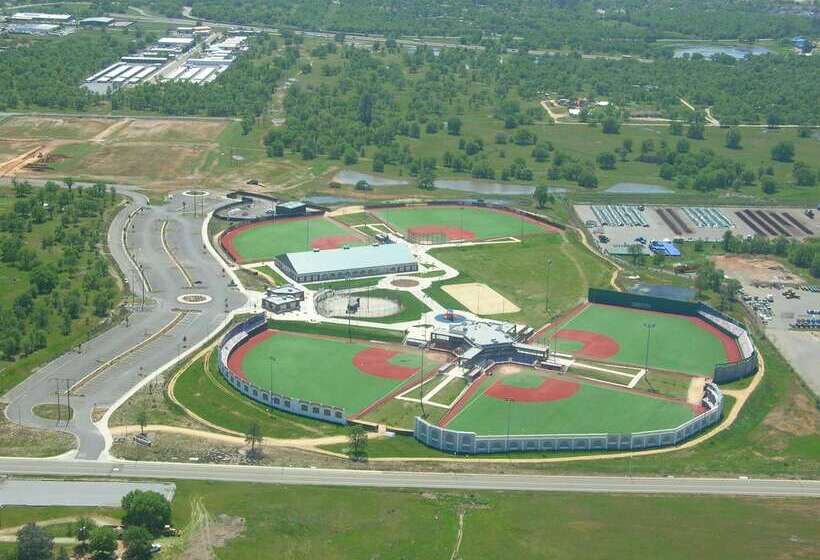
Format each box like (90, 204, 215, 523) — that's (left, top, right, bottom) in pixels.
(31, 404, 73, 421)
(306, 275, 384, 290)
(375, 206, 546, 239)
(254, 265, 286, 285)
(172, 352, 343, 439)
(447, 371, 694, 435)
(268, 320, 404, 343)
(427, 232, 613, 326)
(0, 405, 75, 457)
(237, 332, 431, 413)
(361, 396, 447, 429)
(163, 481, 819, 560)
(225, 217, 364, 262)
(545, 303, 732, 375)
(330, 212, 382, 226)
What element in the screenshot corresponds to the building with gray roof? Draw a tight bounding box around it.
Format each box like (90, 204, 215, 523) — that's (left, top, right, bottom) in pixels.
(276, 244, 417, 283)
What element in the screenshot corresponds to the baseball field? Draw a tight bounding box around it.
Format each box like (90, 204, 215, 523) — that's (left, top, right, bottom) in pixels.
(228, 330, 440, 414)
(540, 303, 739, 375)
(444, 368, 695, 435)
(374, 206, 554, 241)
(221, 217, 365, 263)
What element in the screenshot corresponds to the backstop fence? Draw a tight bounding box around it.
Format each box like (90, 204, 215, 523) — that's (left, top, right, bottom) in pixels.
(587, 288, 757, 384)
(414, 382, 724, 454)
(217, 314, 347, 425)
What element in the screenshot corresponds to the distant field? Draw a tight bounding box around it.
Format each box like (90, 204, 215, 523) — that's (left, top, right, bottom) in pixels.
(0, 115, 113, 140)
(375, 206, 549, 240)
(222, 217, 365, 263)
(446, 368, 694, 435)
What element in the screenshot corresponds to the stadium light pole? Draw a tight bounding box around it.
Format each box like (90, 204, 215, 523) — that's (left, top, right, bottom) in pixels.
(643, 322, 656, 391)
(419, 323, 427, 418)
(545, 258, 552, 316)
(505, 397, 512, 458)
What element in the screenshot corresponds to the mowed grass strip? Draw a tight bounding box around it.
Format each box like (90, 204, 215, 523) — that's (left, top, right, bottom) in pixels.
(447, 371, 693, 435)
(375, 206, 546, 239)
(545, 304, 730, 375)
(240, 333, 416, 413)
(229, 217, 364, 262)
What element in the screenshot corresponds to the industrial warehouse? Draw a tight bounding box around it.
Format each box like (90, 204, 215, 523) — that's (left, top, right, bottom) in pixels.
(276, 244, 418, 283)
(83, 30, 248, 94)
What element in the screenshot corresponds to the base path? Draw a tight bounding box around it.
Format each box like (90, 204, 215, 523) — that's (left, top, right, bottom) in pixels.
(554, 329, 620, 360)
(408, 225, 476, 241)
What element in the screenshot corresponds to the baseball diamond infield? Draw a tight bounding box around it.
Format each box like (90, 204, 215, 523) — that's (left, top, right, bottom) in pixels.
(228, 330, 439, 413)
(540, 304, 740, 375)
(374, 206, 556, 241)
(445, 368, 696, 435)
(221, 217, 366, 263)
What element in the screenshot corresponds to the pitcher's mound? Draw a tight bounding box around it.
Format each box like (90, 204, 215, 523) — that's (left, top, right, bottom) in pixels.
(442, 283, 519, 315)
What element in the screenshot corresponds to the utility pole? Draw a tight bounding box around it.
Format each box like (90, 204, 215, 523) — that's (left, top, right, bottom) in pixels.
(55, 379, 62, 425)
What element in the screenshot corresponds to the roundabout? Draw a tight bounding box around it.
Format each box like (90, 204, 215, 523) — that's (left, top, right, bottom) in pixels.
(177, 293, 213, 305)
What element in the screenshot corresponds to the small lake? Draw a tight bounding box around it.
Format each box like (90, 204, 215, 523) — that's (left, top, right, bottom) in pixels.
(331, 170, 409, 187)
(605, 182, 673, 194)
(435, 179, 567, 196)
(673, 45, 770, 60)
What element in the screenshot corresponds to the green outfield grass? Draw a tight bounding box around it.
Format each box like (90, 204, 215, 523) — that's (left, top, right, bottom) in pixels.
(544, 303, 732, 375)
(239, 332, 433, 413)
(447, 370, 694, 435)
(375, 206, 547, 239)
(226, 217, 364, 262)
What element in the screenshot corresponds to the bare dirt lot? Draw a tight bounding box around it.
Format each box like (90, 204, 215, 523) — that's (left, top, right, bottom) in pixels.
(0, 116, 115, 140)
(711, 255, 803, 286)
(109, 119, 229, 144)
(442, 282, 520, 315)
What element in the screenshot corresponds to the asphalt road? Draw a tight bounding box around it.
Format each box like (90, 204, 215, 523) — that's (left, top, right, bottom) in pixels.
(1, 183, 247, 460)
(1, 458, 818, 497)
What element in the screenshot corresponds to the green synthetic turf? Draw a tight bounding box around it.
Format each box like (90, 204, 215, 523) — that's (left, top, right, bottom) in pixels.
(229, 217, 364, 262)
(447, 372, 694, 435)
(375, 206, 547, 239)
(240, 333, 411, 413)
(542, 304, 731, 375)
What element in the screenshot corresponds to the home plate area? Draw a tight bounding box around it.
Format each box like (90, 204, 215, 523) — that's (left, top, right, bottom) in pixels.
(442, 282, 520, 315)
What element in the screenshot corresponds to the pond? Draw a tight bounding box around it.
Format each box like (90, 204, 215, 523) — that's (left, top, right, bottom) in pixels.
(435, 179, 566, 196)
(331, 170, 409, 187)
(303, 195, 359, 206)
(673, 45, 770, 60)
(605, 182, 673, 194)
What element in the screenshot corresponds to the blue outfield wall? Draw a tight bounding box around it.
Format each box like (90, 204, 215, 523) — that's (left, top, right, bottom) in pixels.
(415, 383, 724, 455)
(217, 314, 348, 425)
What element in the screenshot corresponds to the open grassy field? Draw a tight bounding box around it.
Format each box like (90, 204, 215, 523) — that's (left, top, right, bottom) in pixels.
(426, 232, 613, 326)
(222, 217, 364, 263)
(541, 303, 735, 375)
(233, 330, 442, 414)
(446, 369, 694, 435)
(375, 206, 548, 240)
(3, 483, 817, 560)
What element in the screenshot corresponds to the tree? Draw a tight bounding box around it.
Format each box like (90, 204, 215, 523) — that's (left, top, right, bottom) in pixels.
(669, 121, 683, 136)
(533, 185, 548, 208)
(88, 527, 117, 560)
(74, 517, 97, 556)
(446, 117, 462, 136)
(771, 141, 795, 162)
(596, 152, 616, 170)
(761, 176, 777, 194)
(347, 424, 368, 462)
(16, 523, 53, 560)
(628, 243, 644, 265)
(601, 116, 620, 134)
(122, 526, 154, 560)
(136, 409, 148, 435)
(577, 169, 598, 188)
(122, 490, 173, 536)
(244, 421, 263, 460)
(686, 122, 705, 140)
(725, 127, 741, 149)
(343, 147, 358, 165)
(57, 546, 70, 560)
(792, 162, 816, 186)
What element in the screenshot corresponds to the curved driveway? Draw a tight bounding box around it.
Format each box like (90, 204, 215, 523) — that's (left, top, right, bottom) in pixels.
(2, 185, 246, 459)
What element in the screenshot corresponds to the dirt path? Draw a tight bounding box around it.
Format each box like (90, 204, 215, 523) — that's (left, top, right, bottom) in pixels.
(91, 118, 131, 143)
(687, 376, 706, 405)
(449, 509, 465, 560)
(704, 107, 721, 127)
(679, 97, 696, 112)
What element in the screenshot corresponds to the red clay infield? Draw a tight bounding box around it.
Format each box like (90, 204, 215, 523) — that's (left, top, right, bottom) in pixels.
(352, 348, 418, 380)
(226, 330, 276, 381)
(554, 329, 620, 360)
(311, 235, 362, 250)
(487, 377, 580, 402)
(407, 225, 476, 241)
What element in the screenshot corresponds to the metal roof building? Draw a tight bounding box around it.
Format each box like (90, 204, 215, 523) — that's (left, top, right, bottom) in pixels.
(10, 12, 73, 23)
(276, 244, 417, 283)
